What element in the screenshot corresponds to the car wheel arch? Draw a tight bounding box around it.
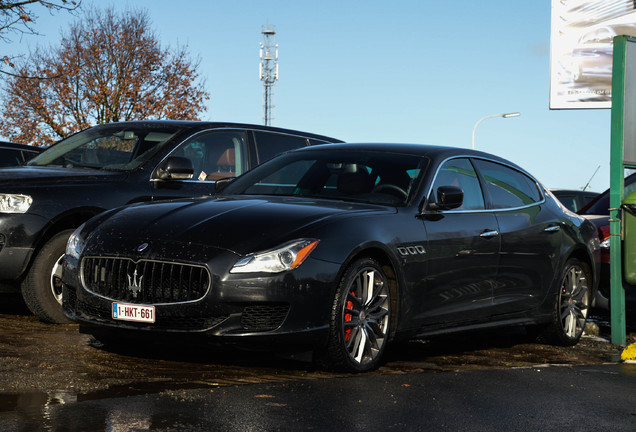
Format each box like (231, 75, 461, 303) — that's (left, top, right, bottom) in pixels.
(543, 245, 596, 310)
(27, 207, 105, 272)
(566, 247, 597, 297)
(336, 244, 402, 340)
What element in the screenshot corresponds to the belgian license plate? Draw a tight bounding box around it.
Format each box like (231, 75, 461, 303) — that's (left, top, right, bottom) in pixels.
(112, 302, 155, 323)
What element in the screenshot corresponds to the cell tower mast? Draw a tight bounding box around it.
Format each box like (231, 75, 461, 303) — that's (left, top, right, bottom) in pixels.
(259, 25, 278, 126)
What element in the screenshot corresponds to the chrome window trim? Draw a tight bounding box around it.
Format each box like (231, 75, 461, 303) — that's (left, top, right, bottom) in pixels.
(424, 154, 546, 214)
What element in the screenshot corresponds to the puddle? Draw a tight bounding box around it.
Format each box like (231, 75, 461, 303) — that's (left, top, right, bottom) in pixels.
(0, 390, 76, 412)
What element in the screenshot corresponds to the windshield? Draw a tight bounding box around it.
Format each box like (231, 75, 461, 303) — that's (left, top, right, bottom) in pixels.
(27, 124, 182, 171)
(222, 149, 428, 206)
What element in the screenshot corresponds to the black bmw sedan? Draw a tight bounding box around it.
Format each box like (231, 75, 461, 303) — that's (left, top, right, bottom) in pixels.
(62, 143, 600, 372)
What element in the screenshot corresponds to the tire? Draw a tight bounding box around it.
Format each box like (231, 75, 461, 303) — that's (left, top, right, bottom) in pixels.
(21, 229, 74, 324)
(539, 258, 591, 346)
(322, 257, 391, 372)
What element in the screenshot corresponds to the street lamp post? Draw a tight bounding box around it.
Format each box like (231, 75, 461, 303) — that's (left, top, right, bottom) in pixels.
(471, 112, 520, 150)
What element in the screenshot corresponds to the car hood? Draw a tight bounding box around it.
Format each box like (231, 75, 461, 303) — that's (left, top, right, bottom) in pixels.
(0, 166, 125, 187)
(87, 195, 393, 255)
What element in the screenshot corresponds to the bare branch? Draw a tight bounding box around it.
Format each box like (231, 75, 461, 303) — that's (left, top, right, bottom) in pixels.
(0, 68, 61, 79)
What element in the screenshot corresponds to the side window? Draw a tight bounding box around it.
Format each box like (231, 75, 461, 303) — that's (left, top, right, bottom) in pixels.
(171, 131, 247, 181)
(472, 159, 541, 209)
(253, 132, 308, 164)
(431, 158, 485, 210)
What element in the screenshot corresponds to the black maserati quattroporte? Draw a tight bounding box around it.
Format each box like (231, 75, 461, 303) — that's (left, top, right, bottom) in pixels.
(62, 143, 600, 371)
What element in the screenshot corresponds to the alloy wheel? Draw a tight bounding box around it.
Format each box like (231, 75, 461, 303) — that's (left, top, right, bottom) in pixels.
(559, 264, 589, 338)
(50, 254, 64, 305)
(342, 267, 390, 366)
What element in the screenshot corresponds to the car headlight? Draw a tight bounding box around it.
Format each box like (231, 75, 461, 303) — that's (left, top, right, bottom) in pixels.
(0, 194, 32, 213)
(66, 225, 86, 260)
(230, 239, 320, 274)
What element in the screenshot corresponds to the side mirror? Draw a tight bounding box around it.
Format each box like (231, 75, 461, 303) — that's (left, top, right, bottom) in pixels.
(156, 156, 194, 180)
(428, 185, 463, 211)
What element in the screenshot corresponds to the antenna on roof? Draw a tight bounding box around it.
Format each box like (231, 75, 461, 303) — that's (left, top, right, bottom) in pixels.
(582, 165, 601, 190)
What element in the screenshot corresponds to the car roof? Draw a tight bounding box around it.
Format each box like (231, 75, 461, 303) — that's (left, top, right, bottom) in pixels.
(88, 121, 344, 143)
(550, 189, 599, 196)
(0, 141, 42, 152)
(292, 142, 526, 170)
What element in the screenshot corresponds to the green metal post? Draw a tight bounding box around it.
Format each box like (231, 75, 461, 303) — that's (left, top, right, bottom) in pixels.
(609, 36, 627, 346)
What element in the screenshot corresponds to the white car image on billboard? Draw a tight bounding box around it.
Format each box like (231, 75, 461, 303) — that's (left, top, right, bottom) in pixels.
(550, 0, 636, 109)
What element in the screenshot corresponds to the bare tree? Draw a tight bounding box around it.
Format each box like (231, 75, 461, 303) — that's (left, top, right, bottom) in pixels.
(0, 0, 80, 68)
(0, 7, 210, 145)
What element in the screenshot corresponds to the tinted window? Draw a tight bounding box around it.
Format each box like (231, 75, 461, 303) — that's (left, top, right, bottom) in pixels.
(0, 149, 25, 167)
(554, 194, 579, 212)
(551, 191, 599, 212)
(171, 131, 247, 181)
(473, 159, 541, 209)
(430, 158, 484, 210)
(253, 132, 308, 163)
(225, 149, 427, 206)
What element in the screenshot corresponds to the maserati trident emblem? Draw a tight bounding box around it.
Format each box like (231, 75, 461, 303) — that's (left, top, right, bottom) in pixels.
(127, 268, 143, 298)
(137, 243, 149, 252)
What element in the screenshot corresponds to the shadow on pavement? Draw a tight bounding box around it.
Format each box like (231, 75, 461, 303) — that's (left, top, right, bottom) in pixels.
(0, 293, 31, 316)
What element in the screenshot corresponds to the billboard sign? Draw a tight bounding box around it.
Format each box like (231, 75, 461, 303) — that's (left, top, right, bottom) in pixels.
(623, 38, 636, 164)
(550, 0, 636, 109)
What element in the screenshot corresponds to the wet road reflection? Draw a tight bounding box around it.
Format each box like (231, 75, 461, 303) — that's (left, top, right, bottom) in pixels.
(0, 292, 631, 428)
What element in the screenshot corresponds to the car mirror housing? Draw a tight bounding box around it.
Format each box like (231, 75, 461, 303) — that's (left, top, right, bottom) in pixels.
(428, 185, 463, 211)
(156, 156, 194, 180)
(214, 177, 233, 192)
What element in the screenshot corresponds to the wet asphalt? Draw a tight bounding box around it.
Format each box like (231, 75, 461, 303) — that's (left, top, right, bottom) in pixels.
(1, 364, 635, 431)
(1, 293, 635, 431)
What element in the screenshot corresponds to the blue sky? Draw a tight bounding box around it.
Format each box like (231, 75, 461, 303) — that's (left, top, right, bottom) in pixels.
(2, 0, 612, 192)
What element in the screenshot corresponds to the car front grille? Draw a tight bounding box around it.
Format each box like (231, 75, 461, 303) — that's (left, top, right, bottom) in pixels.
(81, 257, 210, 304)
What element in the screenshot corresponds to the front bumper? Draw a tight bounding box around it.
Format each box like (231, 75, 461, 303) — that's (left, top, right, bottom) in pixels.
(0, 213, 48, 281)
(63, 256, 341, 350)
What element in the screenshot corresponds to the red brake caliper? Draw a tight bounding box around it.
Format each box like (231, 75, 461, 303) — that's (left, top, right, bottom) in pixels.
(344, 293, 355, 341)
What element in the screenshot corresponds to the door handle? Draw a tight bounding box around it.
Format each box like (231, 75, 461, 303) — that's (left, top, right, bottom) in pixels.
(480, 230, 499, 238)
(544, 225, 561, 233)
